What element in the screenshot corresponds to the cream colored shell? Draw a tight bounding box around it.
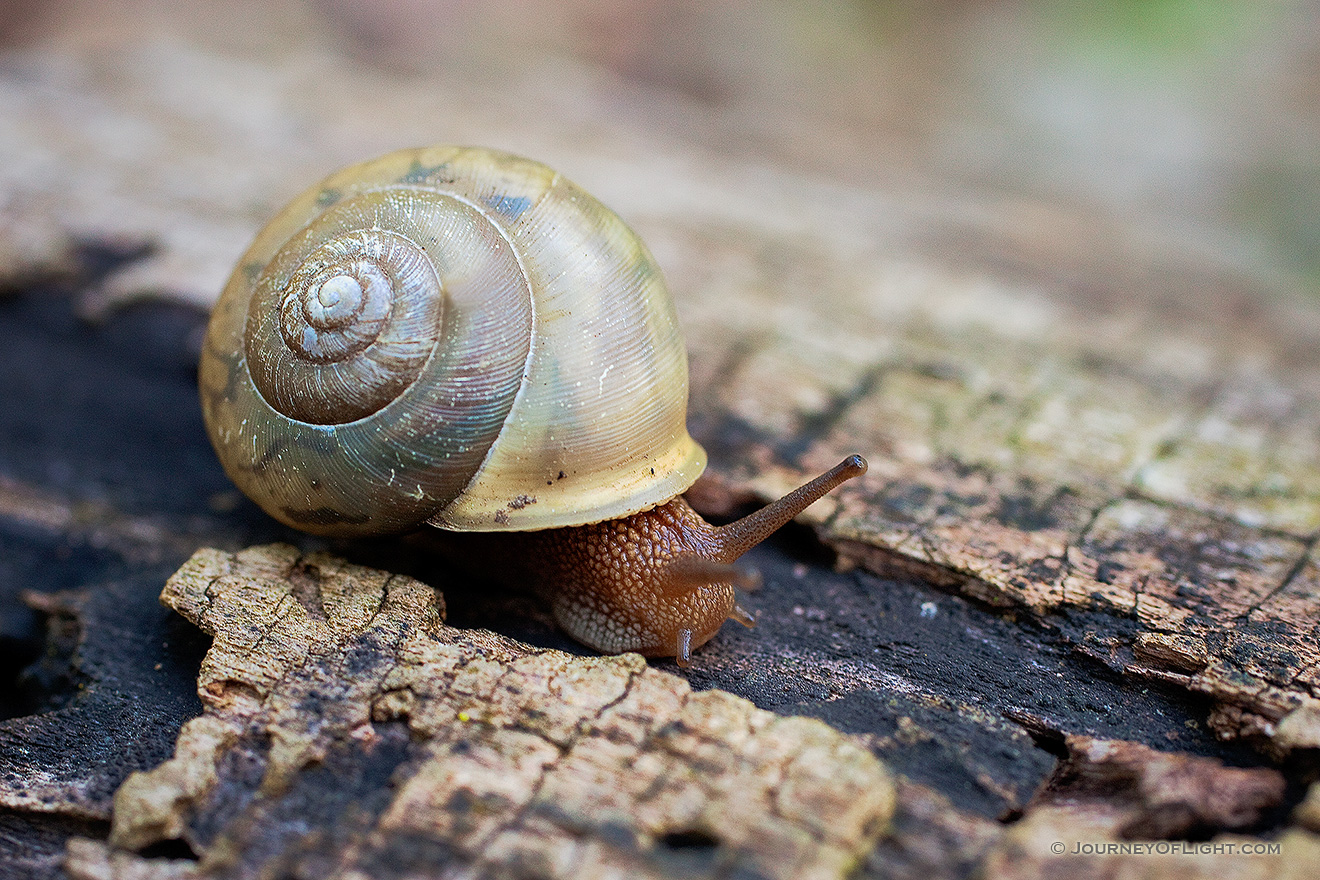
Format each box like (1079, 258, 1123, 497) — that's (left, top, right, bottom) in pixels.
(200, 146, 706, 536)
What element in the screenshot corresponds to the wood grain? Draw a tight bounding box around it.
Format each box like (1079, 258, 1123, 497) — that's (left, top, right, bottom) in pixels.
(2, 2, 1319, 877)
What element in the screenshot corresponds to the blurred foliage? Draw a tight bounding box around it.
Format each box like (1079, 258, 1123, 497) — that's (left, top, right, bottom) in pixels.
(1002, 0, 1318, 291)
(1236, 164, 1320, 289)
(1035, 0, 1275, 66)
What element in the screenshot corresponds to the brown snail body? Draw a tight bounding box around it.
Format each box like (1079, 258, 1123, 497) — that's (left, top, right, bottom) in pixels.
(200, 146, 865, 665)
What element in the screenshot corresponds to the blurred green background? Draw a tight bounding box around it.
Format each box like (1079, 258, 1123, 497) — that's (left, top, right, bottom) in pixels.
(2, 0, 1316, 292)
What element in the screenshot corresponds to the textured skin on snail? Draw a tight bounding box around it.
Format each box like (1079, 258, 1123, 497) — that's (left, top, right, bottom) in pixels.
(200, 146, 705, 537)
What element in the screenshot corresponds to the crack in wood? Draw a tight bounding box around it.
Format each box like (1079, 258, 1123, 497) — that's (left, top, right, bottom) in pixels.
(87, 546, 898, 880)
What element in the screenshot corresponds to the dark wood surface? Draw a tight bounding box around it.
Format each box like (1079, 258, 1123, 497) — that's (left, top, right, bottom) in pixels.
(1, 261, 1314, 879)
(2, 2, 1320, 877)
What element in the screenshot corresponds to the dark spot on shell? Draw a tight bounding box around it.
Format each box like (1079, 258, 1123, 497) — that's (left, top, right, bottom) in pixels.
(400, 162, 454, 185)
(315, 188, 342, 207)
(507, 494, 536, 510)
(494, 509, 509, 525)
(482, 194, 532, 220)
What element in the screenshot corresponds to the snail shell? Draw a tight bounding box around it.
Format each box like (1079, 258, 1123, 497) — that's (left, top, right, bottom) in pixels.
(200, 146, 706, 537)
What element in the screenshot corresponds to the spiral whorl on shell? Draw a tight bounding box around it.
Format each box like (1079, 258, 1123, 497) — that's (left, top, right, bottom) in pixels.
(200, 146, 706, 536)
(248, 228, 445, 425)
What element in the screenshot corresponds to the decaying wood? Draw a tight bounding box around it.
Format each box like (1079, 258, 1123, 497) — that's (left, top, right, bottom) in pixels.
(3, 1, 1319, 752)
(1045, 736, 1286, 839)
(87, 545, 894, 880)
(0, 582, 204, 821)
(4, 0, 1317, 761)
(53, 546, 1320, 880)
(3, 2, 1320, 878)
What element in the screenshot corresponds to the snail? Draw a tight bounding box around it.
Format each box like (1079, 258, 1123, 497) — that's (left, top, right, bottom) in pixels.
(199, 145, 866, 665)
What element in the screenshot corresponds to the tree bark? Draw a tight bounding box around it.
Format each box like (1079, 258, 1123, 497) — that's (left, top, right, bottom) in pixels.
(2, 3, 1319, 878)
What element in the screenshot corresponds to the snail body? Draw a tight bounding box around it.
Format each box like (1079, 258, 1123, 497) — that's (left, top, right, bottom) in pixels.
(200, 146, 865, 665)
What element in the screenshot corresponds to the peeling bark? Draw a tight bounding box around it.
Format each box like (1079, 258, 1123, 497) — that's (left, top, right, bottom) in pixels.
(93, 546, 895, 880)
(3, 3, 1320, 877)
(1045, 736, 1286, 839)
